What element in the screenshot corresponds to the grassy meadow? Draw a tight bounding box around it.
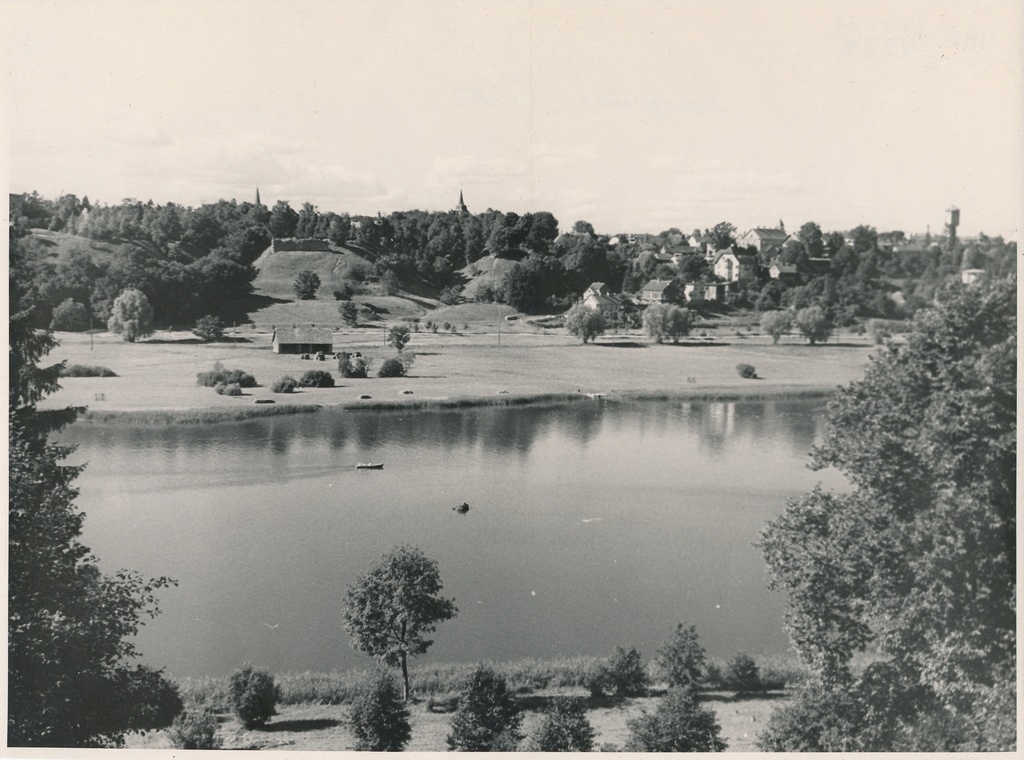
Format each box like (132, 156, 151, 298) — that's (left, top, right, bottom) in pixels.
(40, 319, 875, 420)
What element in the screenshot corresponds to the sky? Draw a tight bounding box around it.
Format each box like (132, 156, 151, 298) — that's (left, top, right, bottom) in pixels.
(3, 0, 1022, 238)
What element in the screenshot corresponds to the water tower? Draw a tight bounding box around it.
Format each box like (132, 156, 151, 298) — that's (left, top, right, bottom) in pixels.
(945, 205, 960, 243)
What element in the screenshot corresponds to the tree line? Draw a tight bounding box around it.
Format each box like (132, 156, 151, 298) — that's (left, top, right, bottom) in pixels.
(11, 192, 1016, 337)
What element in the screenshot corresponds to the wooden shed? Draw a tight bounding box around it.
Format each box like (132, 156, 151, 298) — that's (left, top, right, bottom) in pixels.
(272, 325, 334, 355)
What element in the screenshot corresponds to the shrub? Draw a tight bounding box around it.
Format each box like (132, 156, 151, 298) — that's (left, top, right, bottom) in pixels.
(197, 362, 257, 388)
(228, 665, 279, 728)
(166, 708, 222, 749)
(377, 357, 407, 378)
(61, 364, 117, 377)
(192, 315, 224, 342)
(271, 376, 298, 393)
(625, 686, 726, 752)
(587, 646, 648, 698)
(736, 363, 757, 379)
(442, 321, 452, 331)
(50, 298, 90, 331)
(655, 623, 707, 689)
(528, 697, 596, 752)
(333, 283, 353, 301)
(446, 666, 523, 751)
(298, 369, 335, 388)
(725, 652, 762, 693)
(216, 382, 242, 396)
(349, 671, 412, 751)
(338, 352, 370, 378)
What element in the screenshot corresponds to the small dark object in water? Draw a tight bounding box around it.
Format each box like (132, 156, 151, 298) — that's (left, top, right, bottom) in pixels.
(453, 502, 469, 514)
(359, 394, 372, 399)
(356, 463, 384, 470)
(254, 399, 275, 404)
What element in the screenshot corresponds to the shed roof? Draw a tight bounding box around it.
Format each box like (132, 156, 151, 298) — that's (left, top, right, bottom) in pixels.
(273, 325, 334, 344)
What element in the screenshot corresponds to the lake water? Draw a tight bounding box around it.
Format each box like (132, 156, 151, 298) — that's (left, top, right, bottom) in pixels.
(60, 399, 845, 679)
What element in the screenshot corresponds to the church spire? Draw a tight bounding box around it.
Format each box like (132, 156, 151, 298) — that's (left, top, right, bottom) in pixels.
(255, 187, 262, 206)
(456, 187, 469, 214)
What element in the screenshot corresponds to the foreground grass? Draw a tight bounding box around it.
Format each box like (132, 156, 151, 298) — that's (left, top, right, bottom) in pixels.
(139, 655, 807, 752)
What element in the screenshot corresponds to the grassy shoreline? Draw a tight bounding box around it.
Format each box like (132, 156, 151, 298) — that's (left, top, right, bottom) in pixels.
(76, 385, 838, 425)
(132, 654, 807, 752)
(41, 326, 875, 424)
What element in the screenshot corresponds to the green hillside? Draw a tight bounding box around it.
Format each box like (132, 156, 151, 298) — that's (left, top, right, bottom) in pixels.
(251, 244, 371, 300)
(458, 255, 516, 300)
(23, 228, 145, 265)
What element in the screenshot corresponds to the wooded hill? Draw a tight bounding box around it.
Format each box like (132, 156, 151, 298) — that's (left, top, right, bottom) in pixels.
(10, 192, 1016, 333)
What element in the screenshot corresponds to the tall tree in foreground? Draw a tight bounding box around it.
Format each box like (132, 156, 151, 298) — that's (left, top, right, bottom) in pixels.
(757, 278, 1016, 751)
(9, 232, 181, 746)
(343, 545, 457, 701)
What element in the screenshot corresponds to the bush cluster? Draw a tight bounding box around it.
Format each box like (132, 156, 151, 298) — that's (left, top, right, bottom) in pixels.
(271, 376, 298, 393)
(377, 357, 406, 378)
(61, 364, 117, 377)
(339, 353, 370, 378)
(197, 362, 257, 388)
(625, 686, 726, 752)
(736, 363, 757, 379)
(228, 665, 280, 729)
(298, 369, 335, 388)
(166, 708, 222, 749)
(725, 652, 762, 693)
(587, 646, 648, 698)
(215, 382, 242, 396)
(446, 666, 523, 751)
(528, 697, 596, 752)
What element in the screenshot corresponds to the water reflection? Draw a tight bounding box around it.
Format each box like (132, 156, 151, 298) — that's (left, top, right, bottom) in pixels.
(65, 399, 823, 462)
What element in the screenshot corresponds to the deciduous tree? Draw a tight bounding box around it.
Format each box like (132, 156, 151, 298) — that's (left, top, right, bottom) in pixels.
(343, 545, 457, 700)
(564, 302, 606, 343)
(293, 269, 321, 300)
(107, 288, 154, 342)
(794, 305, 831, 344)
(757, 279, 1016, 751)
(759, 310, 792, 343)
(656, 623, 707, 689)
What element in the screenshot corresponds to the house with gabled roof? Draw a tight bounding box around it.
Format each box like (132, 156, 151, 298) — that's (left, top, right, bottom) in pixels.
(272, 325, 334, 354)
(639, 279, 679, 304)
(739, 227, 790, 254)
(769, 262, 799, 281)
(712, 249, 759, 284)
(582, 282, 624, 313)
